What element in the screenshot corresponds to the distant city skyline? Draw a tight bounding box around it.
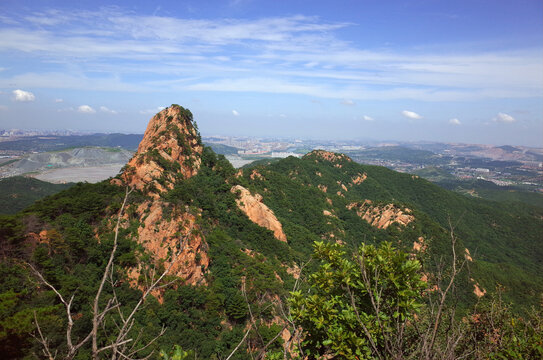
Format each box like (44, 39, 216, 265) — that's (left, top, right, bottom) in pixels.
(0, 0, 542, 147)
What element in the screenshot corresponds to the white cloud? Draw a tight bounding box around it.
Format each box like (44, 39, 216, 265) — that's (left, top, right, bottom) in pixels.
(12, 89, 35, 102)
(362, 115, 374, 121)
(449, 118, 461, 125)
(232, 110, 240, 116)
(279, 113, 286, 118)
(54, 98, 63, 103)
(341, 99, 355, 106)
(402, 110, 422, 119)
(78, 105, 95, 113)
(100, 106, 117, 114)
(494, 112, 516, 123)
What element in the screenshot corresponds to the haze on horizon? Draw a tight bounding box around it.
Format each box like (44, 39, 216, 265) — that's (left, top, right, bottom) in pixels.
(0, 0, 542, 147)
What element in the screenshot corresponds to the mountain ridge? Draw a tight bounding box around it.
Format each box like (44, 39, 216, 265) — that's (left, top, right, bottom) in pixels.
(1, 105, 541, 358)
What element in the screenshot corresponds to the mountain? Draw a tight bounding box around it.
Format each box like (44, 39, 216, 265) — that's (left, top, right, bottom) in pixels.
(0, 133, 144, 152)
(1, 105, 541, 359)
(238, 150, 543, 307)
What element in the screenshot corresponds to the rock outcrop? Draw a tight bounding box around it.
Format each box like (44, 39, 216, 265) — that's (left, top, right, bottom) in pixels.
(115, 105, 208, 287)
(351, 172, 367, 185)
(304, 150, 353, 163)
(231, 185, 287, 242)
(347, 200, 414, 229)
(128, 201, 209, 288)
(121, 105, 203, 197)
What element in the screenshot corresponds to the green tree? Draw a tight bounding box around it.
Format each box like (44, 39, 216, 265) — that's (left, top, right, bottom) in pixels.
(289, 241, 426, 359)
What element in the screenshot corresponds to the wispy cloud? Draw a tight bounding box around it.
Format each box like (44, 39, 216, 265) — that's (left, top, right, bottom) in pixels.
(232, 109, 240, 116)
(78, 105, 95, 113)
(54, 98, 63, 103)
(401, 110, 422, 119)
(341, 99, 355, 106)
(12, 89, 35, 102)
(100, 106, 117, 114)
(362, 115, 374, 121)
(0, 7, 541, 103)
(494, 112, 516, 123)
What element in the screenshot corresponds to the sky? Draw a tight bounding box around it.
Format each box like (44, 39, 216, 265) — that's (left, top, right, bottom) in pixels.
(0, 0, 542, 147)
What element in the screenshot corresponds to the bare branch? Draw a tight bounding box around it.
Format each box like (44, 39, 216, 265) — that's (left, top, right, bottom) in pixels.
(225, 326, 252, 360)
(346, 285, 383, 360)
(92, 186, 133, 359)
(32, 310, 56, 360)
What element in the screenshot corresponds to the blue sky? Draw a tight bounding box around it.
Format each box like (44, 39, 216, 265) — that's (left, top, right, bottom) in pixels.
(0, 0, 542, 146)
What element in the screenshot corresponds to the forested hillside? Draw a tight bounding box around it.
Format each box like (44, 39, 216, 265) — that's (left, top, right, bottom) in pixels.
(0, 176, 74, 215)
(0, 105, 541, 359)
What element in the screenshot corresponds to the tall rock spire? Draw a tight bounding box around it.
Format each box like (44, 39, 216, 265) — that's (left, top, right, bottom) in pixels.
(121, 105, 203, 196)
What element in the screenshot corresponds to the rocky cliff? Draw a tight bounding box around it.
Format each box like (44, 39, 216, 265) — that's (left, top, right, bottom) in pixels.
(231, 185, 288, 242)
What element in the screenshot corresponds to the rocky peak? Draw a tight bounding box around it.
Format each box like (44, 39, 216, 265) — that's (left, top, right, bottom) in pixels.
(303, 150, 353, 165)
(121, 105, 203, 197)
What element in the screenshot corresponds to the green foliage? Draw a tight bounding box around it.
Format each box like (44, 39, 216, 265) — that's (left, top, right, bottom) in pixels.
(160, 345, 195, 359)
(458, 292, 543, 359)
(243, 152, 543, 309)
(0, 176, 74, 215)
(290, 241, 426, 359)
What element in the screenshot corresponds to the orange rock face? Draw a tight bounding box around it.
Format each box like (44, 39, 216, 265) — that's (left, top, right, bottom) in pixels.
(122, 105, 202, 197)
(413, 236, 427, 252)
(128, 201, 208, 288)
(347, 200, 414, 229)
(231, 185, 287, 242)
(473, 283, 486, 297)
(307, 150, 352, 163)
(250, 169, 265, 180)
(351, 172, 367, 185)
(465, 248, 473, 262)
